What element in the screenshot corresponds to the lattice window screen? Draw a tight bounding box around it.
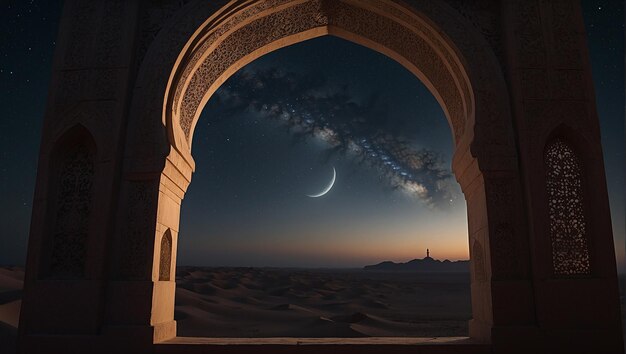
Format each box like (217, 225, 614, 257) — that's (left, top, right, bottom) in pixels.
(50, 143, 95, 277)
(545, 139, 590, 276)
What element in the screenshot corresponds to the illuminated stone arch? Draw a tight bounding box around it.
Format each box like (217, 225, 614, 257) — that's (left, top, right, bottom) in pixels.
(18, 0, 623, 353)
(126, 0, 517, 171)
(120, 0, 523, 345)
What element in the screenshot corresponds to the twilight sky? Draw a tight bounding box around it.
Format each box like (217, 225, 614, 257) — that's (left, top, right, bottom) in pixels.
(0, 1, 623, 269)
(179, 37, 464, 267)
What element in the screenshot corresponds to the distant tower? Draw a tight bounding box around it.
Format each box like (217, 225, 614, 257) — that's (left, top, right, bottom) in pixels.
(426, 248, 430, 258)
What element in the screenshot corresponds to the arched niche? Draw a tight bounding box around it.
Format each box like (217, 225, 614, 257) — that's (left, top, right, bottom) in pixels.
(40, 124, 97, 279)
(159, 230, 173, 281)
(533, 123, 608, 280)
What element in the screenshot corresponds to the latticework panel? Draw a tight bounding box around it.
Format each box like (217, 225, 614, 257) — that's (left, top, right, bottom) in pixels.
(50, 144, 95, 277)
(545, 139, 590, 276)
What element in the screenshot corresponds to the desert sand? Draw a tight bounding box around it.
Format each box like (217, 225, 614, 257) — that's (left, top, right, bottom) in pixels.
(1, 266, 626, 349)
(0, 265, 472, 339)
(0, 265, 473, 353)
(0, 266, 23, 354)
(0, 266, 23, 328)
(175, 267, 471, 338)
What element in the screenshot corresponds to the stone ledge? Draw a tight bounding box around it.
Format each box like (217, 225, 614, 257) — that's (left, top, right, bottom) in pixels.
(155, 336, 491, 354)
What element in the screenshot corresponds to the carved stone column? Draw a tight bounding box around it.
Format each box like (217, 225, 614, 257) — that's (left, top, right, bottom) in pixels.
(19, 0, 143, 352)
(502, 1, 624, 352)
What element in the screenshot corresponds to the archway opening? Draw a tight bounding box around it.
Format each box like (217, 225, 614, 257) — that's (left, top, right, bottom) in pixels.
(148, 0, 515, 345)
(175, 35, 471, 338)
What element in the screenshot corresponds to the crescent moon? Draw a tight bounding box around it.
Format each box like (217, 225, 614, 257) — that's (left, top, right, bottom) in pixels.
(307, 167, 336, 198)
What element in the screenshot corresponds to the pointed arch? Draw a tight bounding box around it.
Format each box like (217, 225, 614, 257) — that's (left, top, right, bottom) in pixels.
(119, 0, 522, 344)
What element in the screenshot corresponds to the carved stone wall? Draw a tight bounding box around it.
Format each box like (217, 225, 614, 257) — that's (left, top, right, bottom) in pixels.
(49, 140, 95, 278)
(491, 222, 519, 278)
(501, 1, 623, 349)
(473, 240, 486, 282)
(119, 180, 159, 280)
(17, 1, 623, 352)
(134, 0, 229, 70)
(438, 0, 504, 66)
(128, 0, 520, 345)
(544, 139, 590, 276)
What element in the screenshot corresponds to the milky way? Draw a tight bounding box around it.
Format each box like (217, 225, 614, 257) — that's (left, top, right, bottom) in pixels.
(207, 67, 457, 208)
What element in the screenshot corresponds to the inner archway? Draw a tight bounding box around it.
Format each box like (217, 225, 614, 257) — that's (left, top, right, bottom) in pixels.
(176, 34, 471, 337)
(125, 0, 524, 345)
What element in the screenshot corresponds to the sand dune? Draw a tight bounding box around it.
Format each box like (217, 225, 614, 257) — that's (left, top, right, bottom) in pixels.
(0, 267, 23, 354)
(0, 267, 23, 329)
(175, 267, 471, 337)
(0, 266, 624, 353)
(0, 265, 472, 340)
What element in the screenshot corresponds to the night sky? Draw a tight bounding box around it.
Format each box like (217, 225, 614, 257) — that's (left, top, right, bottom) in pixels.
(0, 1, 623, 269)
(180, 37, 463, 267)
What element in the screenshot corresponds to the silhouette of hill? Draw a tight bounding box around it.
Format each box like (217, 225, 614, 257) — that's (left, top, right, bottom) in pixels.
(363, 256, 469, 272)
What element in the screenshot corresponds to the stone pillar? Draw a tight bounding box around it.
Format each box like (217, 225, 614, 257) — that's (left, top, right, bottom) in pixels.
(101, 151, 189, 347)
(18, 1, 142, 352)
(453, 135, 536, 347)
(502, 1, 624, 352)
(149, 149, 192, 342)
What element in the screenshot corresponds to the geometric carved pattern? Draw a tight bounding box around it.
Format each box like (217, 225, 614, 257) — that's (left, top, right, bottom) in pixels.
(491, 223, 519, 278)
(442, 0, 504, 66)
(120, 180, 157, 280)
(178, 0, 330, 138)
(545, 139, 590, 276)
(173, 0, 470, 144)
(159, 230, 173, 281)
(49, 142, 95, 278)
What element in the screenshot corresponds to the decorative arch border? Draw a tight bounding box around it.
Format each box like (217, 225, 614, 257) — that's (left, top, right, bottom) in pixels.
(120, 0, 524, 345)
(166, 0, 475, 154)
(126, 0, 516, 177)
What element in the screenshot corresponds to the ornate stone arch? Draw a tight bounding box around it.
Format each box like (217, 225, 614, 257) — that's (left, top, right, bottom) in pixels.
(125, 0, 516, 175)
(17, 0, 624, 352)
(118, 0, 524, 345)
